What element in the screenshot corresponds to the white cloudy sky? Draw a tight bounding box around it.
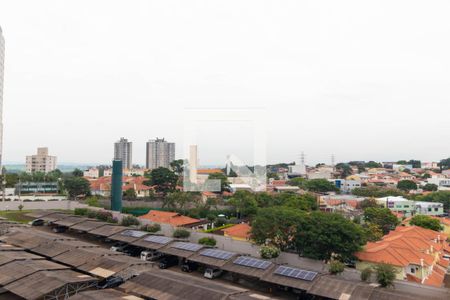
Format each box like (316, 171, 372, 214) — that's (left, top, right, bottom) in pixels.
(0, 0, 449, 166)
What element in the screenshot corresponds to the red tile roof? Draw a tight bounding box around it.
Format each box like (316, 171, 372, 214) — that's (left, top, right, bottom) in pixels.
(139, 210, 201, 227)
(223, 223, 251, 240)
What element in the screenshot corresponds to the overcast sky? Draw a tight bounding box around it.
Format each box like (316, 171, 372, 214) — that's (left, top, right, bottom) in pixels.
(1, 0, 449, 166)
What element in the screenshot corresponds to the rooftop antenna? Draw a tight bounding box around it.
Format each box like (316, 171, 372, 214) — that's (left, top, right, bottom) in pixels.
(300, 151, 305, 166)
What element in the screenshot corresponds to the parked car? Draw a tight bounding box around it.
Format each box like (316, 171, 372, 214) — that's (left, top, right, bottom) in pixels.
(52, 226, 66, 233)
(96, 276, 124, 289)
(181, 261, 198, 273)
(29, 219, 44, 226)
(159, 256, 179, 269)
(123, 246, 141, 257)
(204, 268, 223, 279)
(110, 243, 127, 252)
(141, 250, 164, 261)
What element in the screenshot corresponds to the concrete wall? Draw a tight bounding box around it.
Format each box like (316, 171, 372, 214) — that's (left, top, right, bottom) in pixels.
(0, 200, 87, 211)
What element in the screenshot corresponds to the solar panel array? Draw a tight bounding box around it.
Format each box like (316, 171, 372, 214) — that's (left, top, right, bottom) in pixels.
(274, 266, 318, 281)
(199, 249, 235, 260)
(172, 242, 203, 252)
(143, 235, 173, 244)
(233, 256, 272, 270)
(121, 230, 147, 238)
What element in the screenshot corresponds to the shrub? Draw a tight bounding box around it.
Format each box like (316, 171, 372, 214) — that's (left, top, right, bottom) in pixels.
(198, 237, 217, 246)
(74, 208, 88, 216)
(18, 204, 24, 211)
(329, 260, 345, 275)
(85, 196, 101, 207)
(143, 223, 161, 233)
(95, 211, 113, 222)
(86, 210, 98, 219)
(260, 245, 281, 259)
(361, 267, 373, 282)
(106, 216, 118, 224)
(374, 263, 397, 287)
(121, 215, 140, 227)
(173, 228, 190, 238)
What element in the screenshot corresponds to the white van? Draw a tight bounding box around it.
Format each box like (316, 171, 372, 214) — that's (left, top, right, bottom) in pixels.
(204, 268, 223, 279)
(140, 250, 164, 261)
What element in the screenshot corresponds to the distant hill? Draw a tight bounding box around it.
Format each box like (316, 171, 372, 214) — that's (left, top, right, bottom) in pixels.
(3, 164, 92, 173)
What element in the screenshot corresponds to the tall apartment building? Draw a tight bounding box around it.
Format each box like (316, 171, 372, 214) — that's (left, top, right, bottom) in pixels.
(0, 27, 5, 168)
(26, 147, 57, 173)
(114, 137, 132, 169)
(146, 138, 175, 169)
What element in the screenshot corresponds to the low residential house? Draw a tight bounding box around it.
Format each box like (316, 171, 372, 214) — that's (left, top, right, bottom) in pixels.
(83, 167, 100, 179)
(355, 226, 449, 287)
(398, 172, 416, 182)
(139, 210, 210, 230)
(89, 176, 152, 198)
(223, 223, 251, 241)
(377, 196, 415, 217)
(415, 202, 444, 216)
(427, 178, 450, 191)
(330, 179, 361, 193)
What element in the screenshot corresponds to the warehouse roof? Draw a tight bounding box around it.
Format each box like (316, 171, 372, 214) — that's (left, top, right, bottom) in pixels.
(0, 250, 44, 266)
(30, 241, 76, 258)
(70, 220, 108, 232)
(40, 212, 71, 223)
(189, 248, 239, 268)
(69, 289, 144, 300)
(53, 247, 124, 268)
(120, 270, 249, 300)
(53, 216, 88, 227)
(88, 224, 128, 237)
(3, 269, 96, 300)
(109, 229, 149, 243)
(0, 259, 68, 286)
(158, 241, 204, 258)
(221, 256, 275, 279)
(130, 234, 174, 250)
(78, 254, 150, 278)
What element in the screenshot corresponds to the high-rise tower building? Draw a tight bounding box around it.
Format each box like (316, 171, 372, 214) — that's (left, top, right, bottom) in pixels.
(26, 147, 57, 173)
(114, 137, 132, 169)
(146, 138, 175, 169)
(0, 27, 5, 168)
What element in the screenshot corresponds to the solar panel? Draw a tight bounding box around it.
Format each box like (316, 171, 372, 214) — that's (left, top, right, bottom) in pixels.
(143, 235, 173, 244)
(274, 266, 318, 281)
(233, 256, 272, 270)
(121, 230, 147, 238)
(172, 242, 203, 252)
(199, 249, 235, 260)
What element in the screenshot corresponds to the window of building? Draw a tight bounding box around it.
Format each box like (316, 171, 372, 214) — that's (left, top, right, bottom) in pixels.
(410, 268, 415, 273)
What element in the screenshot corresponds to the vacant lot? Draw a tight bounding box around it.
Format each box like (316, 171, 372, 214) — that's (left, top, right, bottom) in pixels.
(0, 210, 34, 223)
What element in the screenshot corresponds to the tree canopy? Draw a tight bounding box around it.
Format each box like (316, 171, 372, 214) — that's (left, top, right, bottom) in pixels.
(207, 172, 230, 193)
(148, 167, 178, 194)
(63, 177, 91, 198)
(422, 183, 438, 192)
(304, 179, 339, 193)
(409, 215, 442, 231)
(397, 180, 417, 191)
(363, 207, 399, 234)
(228, 190, 258, 218)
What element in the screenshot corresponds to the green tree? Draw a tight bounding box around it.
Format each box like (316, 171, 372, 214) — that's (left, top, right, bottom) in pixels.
(4, 173, 19, 188)
(173, 228, 190, 238)
(47, 169, 63, 181)
(408, 160, 421, 169)
(72, 168, 84, 177)
(363, 207, 399, 234)
(365, 161, 382, 168)
(198, 237, 217, 246)
(364, 223, 384, 242)
(409, 215, 442, 231)
(123, 188, 137, 199)
(361, 267, 373, 282)
(228, 190, 258, 218)
(374, 263, 397, 287)
(358, 198, 380, 210)
(438, 158, 450, 171)
(329, 260, 345, 275)
(121, 215, 140, 226)
(275, 192, 318, 211)
(397, 180, 417, 191)
(335, 163, 353, 178)
(208, 172, 230, 192)
(63, 177, 91, 198)
(170, 159, 184, 175)
(149, 167, 178, 194)
(287, 177, 307, 189)
(251, 207, 307, 250)
(422, 183, 438, 192)
(165, 191, 196, 210)
(260, 245, 280, 259)
(296, 211, 366, 262)
(304, 179, 339, 193)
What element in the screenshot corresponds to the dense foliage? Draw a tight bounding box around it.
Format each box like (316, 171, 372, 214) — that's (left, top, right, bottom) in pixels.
(409, 215, 442, 231)
(198, 237, 217, 246)
(260, 245, 281, 259)
(374, 264, 397, 287)
(173, 228, 191, 238)
(363, 207, 399, 234)
(397, 180, 417, 191)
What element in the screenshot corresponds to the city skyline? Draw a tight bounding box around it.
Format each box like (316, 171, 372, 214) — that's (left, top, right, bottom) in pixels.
(0, 1, 450, 166)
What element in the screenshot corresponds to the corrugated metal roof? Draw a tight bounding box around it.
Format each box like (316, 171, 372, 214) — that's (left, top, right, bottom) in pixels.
(69, 289, 144, 300)
(70, 220, 108, 232)
(53, 216, 88, 227)
(120, 270, 248, 300)
(88, 224, 128, 237)
(0, 259, 68, 286)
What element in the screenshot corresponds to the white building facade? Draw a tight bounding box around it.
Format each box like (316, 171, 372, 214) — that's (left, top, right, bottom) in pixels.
(25, 147, 57, 173)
